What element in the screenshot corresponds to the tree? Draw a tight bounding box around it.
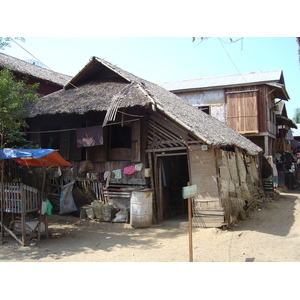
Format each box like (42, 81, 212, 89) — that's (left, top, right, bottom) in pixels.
(293, 108, 300, 124)
(0, 37, 25, 50)
(0, 68, 39, 148)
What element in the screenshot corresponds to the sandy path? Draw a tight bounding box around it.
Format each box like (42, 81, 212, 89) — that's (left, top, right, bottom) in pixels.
(1, 188, 300, 262)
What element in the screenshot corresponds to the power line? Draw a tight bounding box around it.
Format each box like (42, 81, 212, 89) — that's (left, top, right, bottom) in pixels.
(9, 37, 75, 87)
(218, 38, 247, 82)
(8, 38, 147, 127)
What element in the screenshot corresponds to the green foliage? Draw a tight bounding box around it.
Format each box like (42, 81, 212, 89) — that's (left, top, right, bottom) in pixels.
(293, 108, 300, 123)
(0, 68, 39, 148)
(0, 37, 25, 50)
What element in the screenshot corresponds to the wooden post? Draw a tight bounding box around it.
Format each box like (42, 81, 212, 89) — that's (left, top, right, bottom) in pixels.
(21, 212, 26, 246)
(187, 182, 193, 262)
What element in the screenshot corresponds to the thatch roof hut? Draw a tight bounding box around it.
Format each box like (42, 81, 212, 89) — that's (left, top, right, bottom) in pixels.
(30, 56, 262, 156)
(0, 52, 71, 93)
(26, 56, 264, 227)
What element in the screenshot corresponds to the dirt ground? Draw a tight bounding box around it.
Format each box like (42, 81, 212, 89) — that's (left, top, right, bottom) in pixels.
(1, 187, 300, 262)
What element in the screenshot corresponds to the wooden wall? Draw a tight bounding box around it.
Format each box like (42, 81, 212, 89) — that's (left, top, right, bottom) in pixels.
(226, 89, 259, 133)
(187, 145, 264, 228)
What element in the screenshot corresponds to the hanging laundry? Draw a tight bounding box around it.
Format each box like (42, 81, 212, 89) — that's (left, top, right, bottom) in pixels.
(54, 166, 62, 178)
(104, 171, 111, 180)
(123, 165, 135, 175)
(113, 169, 122, 179)
(104, 171, 112, 187)
(135, 163, 143, 172)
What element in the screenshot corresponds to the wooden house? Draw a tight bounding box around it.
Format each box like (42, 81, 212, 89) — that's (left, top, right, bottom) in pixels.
(0, 52, 71, 95)
(25, 57, 263, 228)
(159, 70, 291, 157)
(292, 124, 300, 184)
(274, 101, 298, 188)
(275, 100, 297, 153)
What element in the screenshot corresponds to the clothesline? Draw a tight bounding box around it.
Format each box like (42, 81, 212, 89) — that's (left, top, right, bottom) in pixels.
(102, 163, 144, 187)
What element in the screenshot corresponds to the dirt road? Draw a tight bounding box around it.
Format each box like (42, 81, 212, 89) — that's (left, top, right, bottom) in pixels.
(1, 188, 300, 262)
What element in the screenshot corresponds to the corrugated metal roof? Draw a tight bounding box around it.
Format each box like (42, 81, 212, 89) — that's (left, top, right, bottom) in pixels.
(159, 70, 284, 91)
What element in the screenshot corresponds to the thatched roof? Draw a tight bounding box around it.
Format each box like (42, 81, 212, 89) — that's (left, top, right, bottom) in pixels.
(30, 56, 262, 155)
(0, 52, 71, 86)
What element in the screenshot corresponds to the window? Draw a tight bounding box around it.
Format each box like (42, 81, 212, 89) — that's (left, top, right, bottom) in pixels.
(107, 120, 141, 162)
(197, 105, 210, 115)
(109, 124, 131, 149)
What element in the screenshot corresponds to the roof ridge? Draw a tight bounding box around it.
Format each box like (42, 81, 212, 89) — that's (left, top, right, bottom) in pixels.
(159, 70, 283, 84)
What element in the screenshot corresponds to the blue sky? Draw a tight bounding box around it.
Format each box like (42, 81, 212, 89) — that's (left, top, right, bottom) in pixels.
(2, 37, 299, 119)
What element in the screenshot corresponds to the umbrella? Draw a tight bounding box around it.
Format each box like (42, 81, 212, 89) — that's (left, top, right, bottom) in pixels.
(0, 148, 72, 194)
(0, 148, 72, 167)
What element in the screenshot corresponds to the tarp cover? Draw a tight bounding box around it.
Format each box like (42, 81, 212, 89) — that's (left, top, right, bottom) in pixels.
(0, 148, 72, 167)
(76, 125, 103, 148)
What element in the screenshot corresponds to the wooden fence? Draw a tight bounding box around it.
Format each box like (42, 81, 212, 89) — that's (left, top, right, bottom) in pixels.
(1, 183, 40, 214)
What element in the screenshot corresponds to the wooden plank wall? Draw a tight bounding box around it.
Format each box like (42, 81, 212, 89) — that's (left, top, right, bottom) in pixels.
(226, 90, 259, 133)
(225, 85, 269, 134)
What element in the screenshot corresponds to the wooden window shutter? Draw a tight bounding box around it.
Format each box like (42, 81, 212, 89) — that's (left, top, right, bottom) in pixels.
(226, 91, 259, 134)
(131, 120, 141, 162)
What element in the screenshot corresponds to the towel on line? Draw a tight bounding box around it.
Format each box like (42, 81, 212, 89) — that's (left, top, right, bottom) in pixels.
(135, 163, 143, 172)
(113, 169, 122, 179)
(123, 166, 135, 175)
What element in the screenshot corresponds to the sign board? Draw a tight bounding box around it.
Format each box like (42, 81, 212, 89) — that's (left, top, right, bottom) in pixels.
(182, 184, 197, 199)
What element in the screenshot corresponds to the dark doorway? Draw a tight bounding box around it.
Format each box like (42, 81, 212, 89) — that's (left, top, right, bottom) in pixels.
(159, 154, 189, 219)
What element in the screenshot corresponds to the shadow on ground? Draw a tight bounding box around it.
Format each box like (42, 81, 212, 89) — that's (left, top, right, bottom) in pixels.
(230, 187, 300, 237)
(0, 213, 189, 261)
(1, 188, 299, 262)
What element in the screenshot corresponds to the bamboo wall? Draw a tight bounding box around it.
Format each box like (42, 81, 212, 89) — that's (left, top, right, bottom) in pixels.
(216, 147, 264, 227)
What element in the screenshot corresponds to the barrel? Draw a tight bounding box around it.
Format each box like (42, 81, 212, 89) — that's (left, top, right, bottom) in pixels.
(130, 189, 153, 228)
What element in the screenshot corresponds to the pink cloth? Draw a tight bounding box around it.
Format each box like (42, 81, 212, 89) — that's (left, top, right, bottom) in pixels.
(123, 166, 135, 175)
